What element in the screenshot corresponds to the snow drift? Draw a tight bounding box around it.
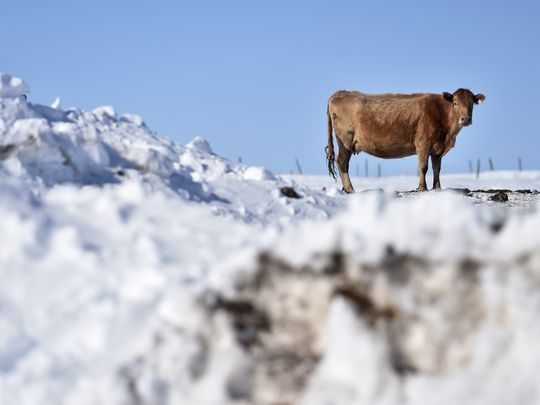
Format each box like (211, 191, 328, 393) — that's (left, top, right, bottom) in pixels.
(1, 74, 540, 405)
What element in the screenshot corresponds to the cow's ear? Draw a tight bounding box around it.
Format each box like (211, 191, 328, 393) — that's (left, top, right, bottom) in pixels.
(474, 93, 485, 104)
(442, 92, 453, 102)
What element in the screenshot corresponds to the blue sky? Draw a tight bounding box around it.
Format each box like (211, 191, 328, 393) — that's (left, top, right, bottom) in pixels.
(3, 1, 540, 175)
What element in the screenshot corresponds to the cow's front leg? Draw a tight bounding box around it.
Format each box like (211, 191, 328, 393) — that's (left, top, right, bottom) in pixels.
(431, 155, 442, 190)
(417, 151, 429, 191)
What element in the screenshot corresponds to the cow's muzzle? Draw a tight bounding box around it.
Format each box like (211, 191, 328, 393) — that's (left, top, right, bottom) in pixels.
(459, 117, 472, 126)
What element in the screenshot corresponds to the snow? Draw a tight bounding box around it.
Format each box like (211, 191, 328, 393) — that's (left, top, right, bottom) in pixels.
(242, 165, 276, 181)
(285, 171, 540, 194)
(92, 105, 117, 119)
(51, 97, 61, 109)
(0, 73, 29, 98)
(1, 74, 540, 404)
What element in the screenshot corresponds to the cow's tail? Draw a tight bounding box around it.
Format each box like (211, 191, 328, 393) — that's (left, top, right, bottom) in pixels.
(325, 104, 337, 180)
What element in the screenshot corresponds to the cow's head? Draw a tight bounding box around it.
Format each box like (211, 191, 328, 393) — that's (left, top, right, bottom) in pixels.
(442, 89, 485, 127)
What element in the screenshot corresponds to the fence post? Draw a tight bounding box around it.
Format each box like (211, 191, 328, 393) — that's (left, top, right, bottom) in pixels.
(476, 159, 481, 179)
(377, 164, 382, 178)
(295, 158, 303, 175)
(518, 157, 523, 171)
(468, 160, 473, 174)
(365, 159, 369, 177)
(488, 158, 494, 171)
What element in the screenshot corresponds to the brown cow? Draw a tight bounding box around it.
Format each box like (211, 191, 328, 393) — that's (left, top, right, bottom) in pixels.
(326, 88, 485, 192)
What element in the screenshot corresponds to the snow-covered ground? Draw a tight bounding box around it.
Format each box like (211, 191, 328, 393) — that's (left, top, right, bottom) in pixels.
(286, 171, 540, 211)
(2, 74, 540, 405)
(287, 171, 540, 194)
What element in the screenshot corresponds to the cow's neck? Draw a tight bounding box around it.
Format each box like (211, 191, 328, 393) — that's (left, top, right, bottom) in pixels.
(443, 105, 462, 153)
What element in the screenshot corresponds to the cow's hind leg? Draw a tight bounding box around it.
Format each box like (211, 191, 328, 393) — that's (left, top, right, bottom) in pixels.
(417, 151, 429, 191)
(337, 139, 354, 193)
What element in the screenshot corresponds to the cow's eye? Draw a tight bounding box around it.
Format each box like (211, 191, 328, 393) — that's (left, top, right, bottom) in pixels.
(453, 102, 458, 107)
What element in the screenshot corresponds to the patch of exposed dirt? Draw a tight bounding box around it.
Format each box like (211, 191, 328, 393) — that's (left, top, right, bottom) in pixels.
(204, 249, 485, 404)
(280, 186, 302, 199)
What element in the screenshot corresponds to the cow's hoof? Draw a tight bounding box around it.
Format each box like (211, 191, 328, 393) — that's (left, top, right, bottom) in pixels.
(342, 187, 355, 194)
(416, 186, 428, 192)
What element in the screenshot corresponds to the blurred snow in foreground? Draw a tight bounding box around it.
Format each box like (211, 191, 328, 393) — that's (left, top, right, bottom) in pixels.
(1, 74, 540, 405)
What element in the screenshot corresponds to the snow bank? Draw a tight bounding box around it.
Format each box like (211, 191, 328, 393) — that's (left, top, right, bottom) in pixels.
(165, 193, 540, 405)
(1, 74, 540, 405)
(0, 85, 340, 225)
